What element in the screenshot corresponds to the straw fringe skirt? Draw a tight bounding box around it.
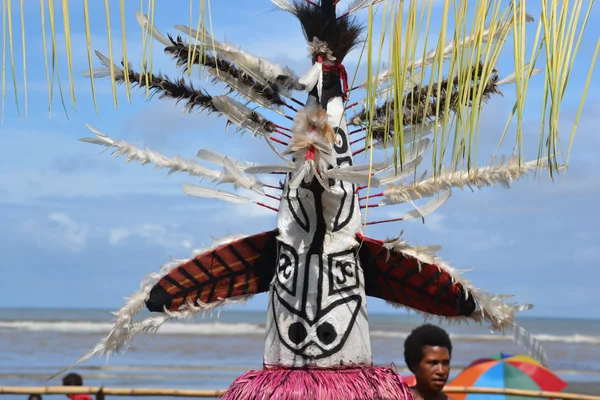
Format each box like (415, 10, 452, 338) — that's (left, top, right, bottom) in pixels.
(221, 364, 414, 400)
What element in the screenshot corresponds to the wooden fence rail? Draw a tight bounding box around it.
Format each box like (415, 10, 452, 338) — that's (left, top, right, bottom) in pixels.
(1, 386, 599, 399)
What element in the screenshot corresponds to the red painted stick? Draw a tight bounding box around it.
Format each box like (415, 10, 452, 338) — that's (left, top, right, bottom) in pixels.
(352, 146, 372, 156)
(263, 184, 282, 190)
(270, 137, 288, 146)
(351, 136, 366, 145)
(275, 129, 292, 139)
(349, 127, 366, 135)
(256, 202, 279, 212)
(274, 124, 291, 132)
(264, 193, 282, 201)
(290, 97, 305, 107)
(359, 193, 383, 201)
(285, 103, 298, 112)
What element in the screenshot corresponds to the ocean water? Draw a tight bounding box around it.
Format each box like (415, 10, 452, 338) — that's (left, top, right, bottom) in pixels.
(1, 308, 599, 399)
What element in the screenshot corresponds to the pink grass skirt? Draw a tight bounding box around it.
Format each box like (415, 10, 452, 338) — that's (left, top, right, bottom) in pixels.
(221, 364, 414, 400)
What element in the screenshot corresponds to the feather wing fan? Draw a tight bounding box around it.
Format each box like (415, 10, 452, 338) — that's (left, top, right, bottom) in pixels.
(60, 1, 563, 398)
(146, 230, 278, 313)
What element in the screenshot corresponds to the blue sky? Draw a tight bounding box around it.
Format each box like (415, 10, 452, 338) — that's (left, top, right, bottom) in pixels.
(0, 1, 598, 319)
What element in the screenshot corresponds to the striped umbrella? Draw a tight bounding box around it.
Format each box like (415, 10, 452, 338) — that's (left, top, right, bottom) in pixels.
(447, 353, 567, 400)
(401, 375, 416, 386)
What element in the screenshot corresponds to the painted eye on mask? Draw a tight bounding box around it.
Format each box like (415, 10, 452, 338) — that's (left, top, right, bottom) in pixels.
(333, 127, 348, 153)
(276, 243, 299, 296)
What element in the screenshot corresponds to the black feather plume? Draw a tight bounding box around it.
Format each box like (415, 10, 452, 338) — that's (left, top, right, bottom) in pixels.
(290, 0, 364, 61)
(164, 34, 286, 107)
(120, 65, 218, 114)
(351, 62, 502, 140)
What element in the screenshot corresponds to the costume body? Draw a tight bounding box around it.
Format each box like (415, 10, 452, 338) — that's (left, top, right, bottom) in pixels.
(264, 28, 372, 368)
(59, 1, 550, 399)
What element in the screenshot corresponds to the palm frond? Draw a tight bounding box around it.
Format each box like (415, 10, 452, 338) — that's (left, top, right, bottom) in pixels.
(0, 0, 209, 117)
(365, 0, 596, 177)
(0, 0, 595, 177)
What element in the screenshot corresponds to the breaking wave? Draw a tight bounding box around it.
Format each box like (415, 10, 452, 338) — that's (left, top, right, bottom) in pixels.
(0, 321, 265, 336)
(2, 321, 600, 345)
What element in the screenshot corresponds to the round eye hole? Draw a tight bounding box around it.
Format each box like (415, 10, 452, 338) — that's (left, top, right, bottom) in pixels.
(288, 322, 308, 345)
(316, 322, 337, 345)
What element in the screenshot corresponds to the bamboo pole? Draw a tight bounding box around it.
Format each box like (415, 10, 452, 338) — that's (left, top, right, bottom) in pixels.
(0, 386, 226, 397)
(444, 386, 600, 400)
(1, 386, 599, 399)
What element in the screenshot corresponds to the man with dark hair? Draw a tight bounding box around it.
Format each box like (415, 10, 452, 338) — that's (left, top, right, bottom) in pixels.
(404, 324, 452, 400)
(62, 372, 93, 400)
(27, 395, 42, 400)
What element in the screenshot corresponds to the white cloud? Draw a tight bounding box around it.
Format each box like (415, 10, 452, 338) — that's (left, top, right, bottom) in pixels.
(18, 213, 195, 253)
(574, 245, 600, 264)
(18, 212, 90, 253)
(109, 227, 131, 245)
(48, 212, 90, 252)
(108, 223, 194, 250)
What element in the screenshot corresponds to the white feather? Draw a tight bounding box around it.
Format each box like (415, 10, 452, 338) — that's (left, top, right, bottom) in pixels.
(270, 0, 296, 13)
(80, 125, 222, 181)
(174, 24, 297, 92)
(221, 157, 263, 193)
(376, 138, 431, 183)
(288, 162, 311, 190)
(497, 64, 542, 86)
(245, 164, 296, 174)
(345, 0, 383, 15)
(208, 68, 285, 115)
(341, 161, 389, 172)
(174, 24, 216, 47)
(197, 149, 255, 169)
(299, 63, 322, 93)
(134, 11, 171, 47)
(513, 324, 548, 367)
(367, 123, 437, 151)
(400, 189, 451, 220)
(82, 51, 125, 80)
(82, 68, 112, 79)
(382, 156, 548, 205)
(379, 156, 424, 185)
(182, 185, 253, 204)
(323, 169, 381, 187)
(377, 137, 431, 169)
(262, 135, 295, 166)
(211, 95, 272, 136)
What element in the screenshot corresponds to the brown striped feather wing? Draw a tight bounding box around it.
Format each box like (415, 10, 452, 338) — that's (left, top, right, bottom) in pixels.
(358, 235, 477, 317)
(146, 230, 278, 312)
